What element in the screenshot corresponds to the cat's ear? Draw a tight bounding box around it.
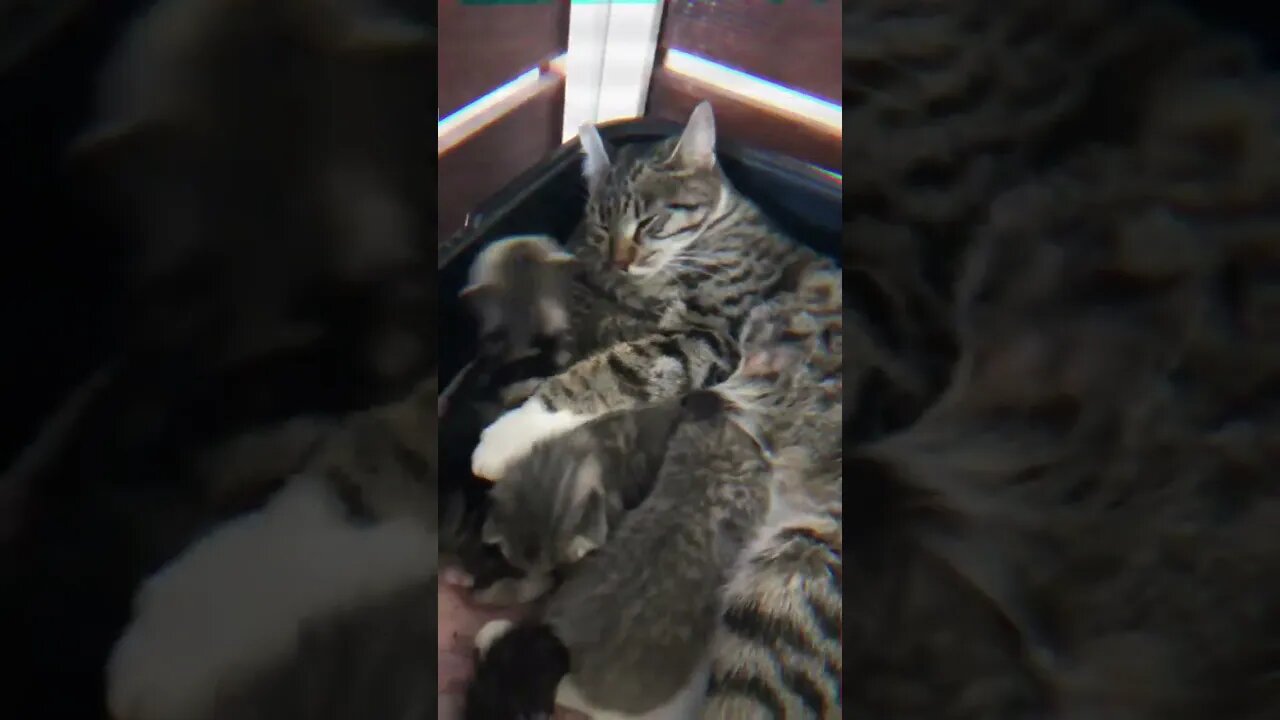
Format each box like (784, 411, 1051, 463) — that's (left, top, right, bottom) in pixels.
(672, 101, 717, 170)
(579, 123, 611, 193)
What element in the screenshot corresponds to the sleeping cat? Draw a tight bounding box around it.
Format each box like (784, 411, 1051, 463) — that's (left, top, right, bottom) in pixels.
(466, 270, 844, 719)
(470, 101, 834, 481)
(475, 393, 710, 606)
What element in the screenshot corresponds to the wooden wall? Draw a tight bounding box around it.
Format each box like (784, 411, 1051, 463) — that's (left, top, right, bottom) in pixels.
(439, 0, 843, 243)
(437, 0, 571, 241)
(647, 0, 842, 172)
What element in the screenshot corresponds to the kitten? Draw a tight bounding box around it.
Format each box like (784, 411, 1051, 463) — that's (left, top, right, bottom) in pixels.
(471, 101, 834, 481)
(474, 394, 696, 606)
(467, 390, 773, 720)
(460, 234, 578, 367)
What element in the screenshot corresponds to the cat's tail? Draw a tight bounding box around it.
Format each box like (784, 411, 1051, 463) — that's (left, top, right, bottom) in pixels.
(701, 503, 842, 719)
(465, 619, 570, 720)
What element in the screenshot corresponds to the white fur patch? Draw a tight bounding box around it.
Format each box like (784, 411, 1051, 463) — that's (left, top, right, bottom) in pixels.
(471, 401, 591, 480)
(555, 657, 710, 720)
(105, 476, 434, 720)
(475, 619, 516, 656)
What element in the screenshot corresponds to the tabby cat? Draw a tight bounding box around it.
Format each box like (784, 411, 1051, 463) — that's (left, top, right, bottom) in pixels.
(470, 101, 835, 481)
(701, 268, 843, 720)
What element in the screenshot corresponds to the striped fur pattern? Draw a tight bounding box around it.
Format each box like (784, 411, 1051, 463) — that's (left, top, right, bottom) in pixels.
(702, 266, 844, 719)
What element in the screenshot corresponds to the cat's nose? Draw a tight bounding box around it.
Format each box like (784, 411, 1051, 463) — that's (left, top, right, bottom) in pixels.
(612, 240, 637, 270)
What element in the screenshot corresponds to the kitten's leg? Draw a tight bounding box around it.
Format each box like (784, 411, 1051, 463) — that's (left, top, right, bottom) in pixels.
(471, 329, 733, 480)
(554, 664, 710, 720)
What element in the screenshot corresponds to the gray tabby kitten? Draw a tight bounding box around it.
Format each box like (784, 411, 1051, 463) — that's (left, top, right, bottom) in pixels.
(471, 101, 833, 481)
(106, 376, 439, 720)
(472, 392, 774, 719)
(475, 396, 691, 606)
(469, 273, 843, 719)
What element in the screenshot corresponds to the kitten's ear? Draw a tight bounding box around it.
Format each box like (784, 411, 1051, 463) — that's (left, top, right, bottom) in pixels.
(458, 282, 492, 301)
(544, 248, 576, 265)
(579, 123, 610, 193)
(571, 455, 605, 497)
(481, 516, 502, 546)
(565, 534, 598, 563)
(567, 458, 607, 562)
(672, 101, 717, 170)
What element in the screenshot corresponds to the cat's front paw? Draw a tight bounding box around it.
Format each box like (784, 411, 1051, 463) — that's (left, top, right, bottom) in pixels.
(471, 401, 589, 480)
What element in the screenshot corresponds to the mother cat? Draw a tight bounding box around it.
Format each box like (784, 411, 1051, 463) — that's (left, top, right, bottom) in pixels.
(471, 102, 837, 480)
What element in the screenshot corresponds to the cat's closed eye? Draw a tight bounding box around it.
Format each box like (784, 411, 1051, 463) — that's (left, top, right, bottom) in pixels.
(666, 203, 699, 212)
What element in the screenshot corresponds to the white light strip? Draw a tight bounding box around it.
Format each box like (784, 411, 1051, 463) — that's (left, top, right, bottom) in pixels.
(437, 56, 568, 155)
(561, 0, 665, 142)
(663, 49, 842, 134)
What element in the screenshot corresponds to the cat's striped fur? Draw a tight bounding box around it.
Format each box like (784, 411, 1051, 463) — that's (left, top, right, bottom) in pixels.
(704, 266, 844, 719)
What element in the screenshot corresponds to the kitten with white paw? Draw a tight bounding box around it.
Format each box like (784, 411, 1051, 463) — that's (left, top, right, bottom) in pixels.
(466, 388, 774, 720)
(473, 396, 691, 605)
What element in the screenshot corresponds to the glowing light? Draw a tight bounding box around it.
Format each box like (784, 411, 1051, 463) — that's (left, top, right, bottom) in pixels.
(663, 48, 841, 134)
(438, 55, 569, 154)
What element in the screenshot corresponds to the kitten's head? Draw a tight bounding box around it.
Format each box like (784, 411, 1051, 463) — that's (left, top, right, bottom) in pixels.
(717, 267, 843, 452)
(481, 440, 611, 580)
(578, 101, 730, 278)
(460, 235, 576, 361)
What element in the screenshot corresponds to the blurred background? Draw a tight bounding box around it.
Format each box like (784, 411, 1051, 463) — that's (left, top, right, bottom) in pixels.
(438, 0, 842, 240)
